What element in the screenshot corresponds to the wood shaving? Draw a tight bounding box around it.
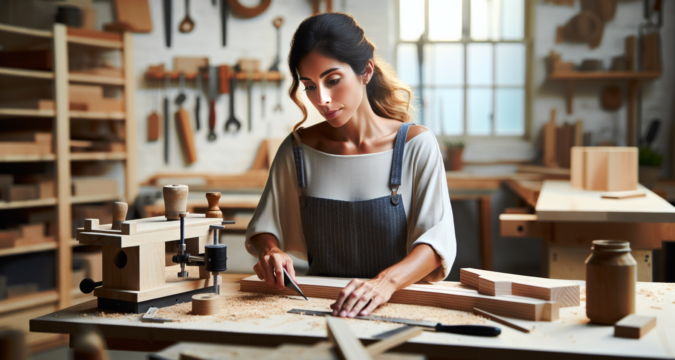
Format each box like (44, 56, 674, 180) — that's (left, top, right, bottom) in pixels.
(95, 291, 486, 325)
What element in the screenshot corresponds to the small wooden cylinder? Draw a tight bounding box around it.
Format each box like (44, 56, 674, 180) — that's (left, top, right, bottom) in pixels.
(192, 293, 220, 315)
(205, 192, 223, 218)
(586, 240, 637, 324)
(163, 185, 188, 220)
(112, 202, 128, 230)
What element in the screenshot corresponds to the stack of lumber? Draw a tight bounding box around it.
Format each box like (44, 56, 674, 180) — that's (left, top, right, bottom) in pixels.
(0, 174, 54, 202)
(0, 131, 53, 157)
(69, 84, 124, 113)
(240, 273, 562, 322)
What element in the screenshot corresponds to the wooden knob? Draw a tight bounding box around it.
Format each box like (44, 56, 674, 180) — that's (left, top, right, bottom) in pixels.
(205, 192, 223, 219)
(192, 293, 220, 315)
(163, 185, 189, 220)
(273, 17, 283, 29)
(71, 331, 108, 360)
(112, 202, 127, 230)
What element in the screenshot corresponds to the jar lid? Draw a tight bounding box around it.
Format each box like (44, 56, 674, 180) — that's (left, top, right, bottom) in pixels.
(591, 240, 631, 252)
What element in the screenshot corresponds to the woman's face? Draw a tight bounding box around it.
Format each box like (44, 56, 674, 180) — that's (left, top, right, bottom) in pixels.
(297, 50, 370, 128)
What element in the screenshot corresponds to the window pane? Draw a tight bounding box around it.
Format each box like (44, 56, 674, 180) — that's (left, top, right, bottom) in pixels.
(397, 44, 419, 86)
(467, 88, 492, 135)
(436, 88, 464, 135)
(400, 0, 425, 41)
(467, 43, 492, 86)
(501, 0, 524, 40)
(495, 43, 525, 86)
(495, 88, 524, 135)
(431, 44, 464, 86)
(471, 0, 500, 41)
(429, 0, 462, 41)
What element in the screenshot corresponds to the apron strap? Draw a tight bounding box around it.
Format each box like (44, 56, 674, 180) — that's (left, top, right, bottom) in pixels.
(389, 122, 412, 205)
(291, 136, 307, 208)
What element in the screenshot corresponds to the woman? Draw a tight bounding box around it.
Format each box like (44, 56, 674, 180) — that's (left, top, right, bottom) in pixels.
(245, 12, 456, 318)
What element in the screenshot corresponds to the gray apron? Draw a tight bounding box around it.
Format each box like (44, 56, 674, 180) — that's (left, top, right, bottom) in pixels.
(292, 123, 412, 278)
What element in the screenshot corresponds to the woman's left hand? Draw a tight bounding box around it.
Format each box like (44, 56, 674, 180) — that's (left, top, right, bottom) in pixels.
(330, 277, 397, 317)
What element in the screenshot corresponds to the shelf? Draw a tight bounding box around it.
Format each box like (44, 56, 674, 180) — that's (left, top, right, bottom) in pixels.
(0, 108, 55, 118)
(0, 241, 58, 257)
(0, 24, 52, 52)
(0, 67, 54, 80)
(0, 197, 57, 210)
(69, 110, 125, 120)
(0, 154, 56, 162)
(145, 69, 284, 82)
(66, 28, 123, 49)
(70, 152, 126, 161)
(69, 73, 124, 86)
(547, 71, 662, 81)
(71, 193, 121, 204)
(0, 290, 58, 315)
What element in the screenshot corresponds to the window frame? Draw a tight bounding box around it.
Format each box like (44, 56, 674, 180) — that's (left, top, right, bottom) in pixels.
(394, 0, 535, 141)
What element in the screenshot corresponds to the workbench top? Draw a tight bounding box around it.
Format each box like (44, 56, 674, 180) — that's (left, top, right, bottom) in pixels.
(30, 275, 675, 359)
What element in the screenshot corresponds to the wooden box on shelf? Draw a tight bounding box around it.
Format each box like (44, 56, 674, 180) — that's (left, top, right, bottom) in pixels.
(71, 179, 118, 197)
(571, 147, 638, 192)
(0, 131, 53, 156)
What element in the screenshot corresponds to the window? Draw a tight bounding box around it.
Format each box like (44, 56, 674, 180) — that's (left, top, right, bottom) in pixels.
(396, 0, 529, 137)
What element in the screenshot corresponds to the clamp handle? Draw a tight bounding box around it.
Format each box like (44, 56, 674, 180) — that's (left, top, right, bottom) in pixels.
(80, 278, 102, 294)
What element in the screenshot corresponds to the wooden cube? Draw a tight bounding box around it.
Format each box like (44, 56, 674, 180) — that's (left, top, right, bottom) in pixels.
(102, 242, 165, 291)
(570, 147, 638, 191)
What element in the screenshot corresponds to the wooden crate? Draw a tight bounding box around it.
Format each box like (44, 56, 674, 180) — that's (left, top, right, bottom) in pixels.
(570, 147, 638, 191)
(549, 246, 652, 282)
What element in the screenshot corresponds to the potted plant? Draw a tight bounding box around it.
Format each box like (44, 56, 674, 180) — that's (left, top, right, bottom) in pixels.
(444, 141, 465, 172)
(638, 146, 663, 189)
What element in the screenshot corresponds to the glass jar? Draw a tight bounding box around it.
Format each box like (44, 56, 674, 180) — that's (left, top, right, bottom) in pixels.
(585, 240, 637, 324)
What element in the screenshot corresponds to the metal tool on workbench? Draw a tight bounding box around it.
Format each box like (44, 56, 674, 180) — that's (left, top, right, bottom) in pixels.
(280, 268, 308, 300)
(224, 65, 241, 132)
(288, 309, 502, 337)
(76, 187, 235, 313)
(207, 66, 218, 141)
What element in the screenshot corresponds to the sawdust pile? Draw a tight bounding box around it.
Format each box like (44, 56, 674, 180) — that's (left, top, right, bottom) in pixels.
(95, 291, 486, 325)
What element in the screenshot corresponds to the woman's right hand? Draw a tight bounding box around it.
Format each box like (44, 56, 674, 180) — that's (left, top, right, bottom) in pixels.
(250, 233, 297, 290)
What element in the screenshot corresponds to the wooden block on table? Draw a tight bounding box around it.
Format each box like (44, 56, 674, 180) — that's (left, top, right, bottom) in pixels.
(72, 179, 118, 197)
(0, 185, 39, 202)
(102, 242, 165, 291)
(460, 268, 580, 307)
(614, 314, 656, 339)
(570, 147, 638, 191)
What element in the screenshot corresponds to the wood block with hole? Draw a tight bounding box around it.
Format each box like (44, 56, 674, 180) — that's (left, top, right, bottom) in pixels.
(102, 242, 165, 291)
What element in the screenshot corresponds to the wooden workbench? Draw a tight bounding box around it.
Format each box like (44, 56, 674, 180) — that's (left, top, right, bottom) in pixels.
(30, 274, 675, 359)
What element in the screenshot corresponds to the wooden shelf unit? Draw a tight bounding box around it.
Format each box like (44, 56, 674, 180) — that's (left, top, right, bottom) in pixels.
(0, 23, 137, 353)
(546, 70, 661, 146)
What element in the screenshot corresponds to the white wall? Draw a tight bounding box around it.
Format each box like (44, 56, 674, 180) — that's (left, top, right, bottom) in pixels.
(533, 0, 675, 175)
(130, 0, 395, 183)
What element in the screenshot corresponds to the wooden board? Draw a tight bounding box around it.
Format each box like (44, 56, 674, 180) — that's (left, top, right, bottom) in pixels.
(29, 280, 675, 360)
(241, 276, 559, 322)
(76, 214, 221, 248)
(326, 316, 372, 360)
(94, 265, 220, 303)
(535, 181, 675, 223)
(459, 269, 580, 307)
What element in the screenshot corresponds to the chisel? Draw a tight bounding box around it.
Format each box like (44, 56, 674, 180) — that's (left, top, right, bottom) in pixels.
(281, 268, 308, 300)
(288, 309, 501, 337)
